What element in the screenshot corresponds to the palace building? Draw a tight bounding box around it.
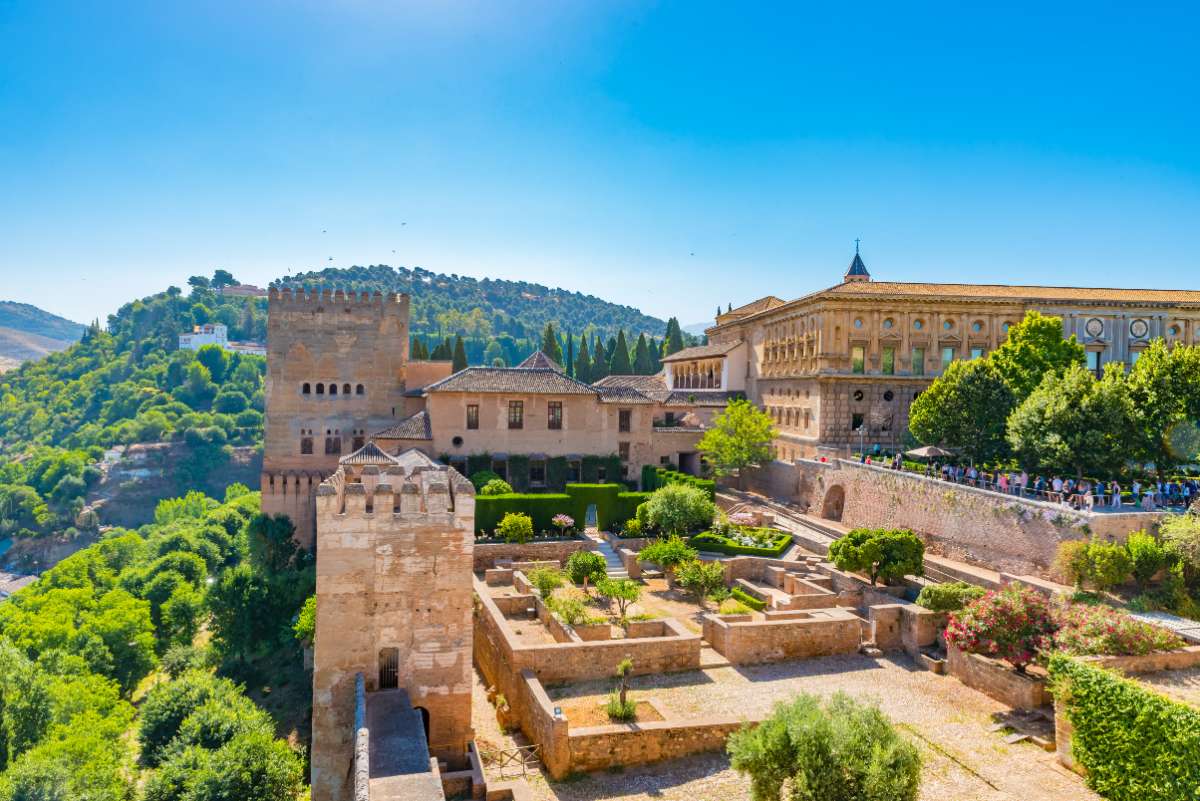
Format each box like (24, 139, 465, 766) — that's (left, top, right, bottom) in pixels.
(705, 248, 1200, 460)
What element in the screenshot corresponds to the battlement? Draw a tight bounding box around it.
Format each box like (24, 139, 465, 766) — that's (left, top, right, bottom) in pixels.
(267, 286, 410, 313)
(315, 462, 475, 521)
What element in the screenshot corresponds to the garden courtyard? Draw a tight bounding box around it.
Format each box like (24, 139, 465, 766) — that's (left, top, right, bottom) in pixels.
(471, 653, 1098, 801)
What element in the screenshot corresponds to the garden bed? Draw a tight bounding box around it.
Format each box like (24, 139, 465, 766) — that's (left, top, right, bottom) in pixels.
(687, 527, 791, 557)
(946, 644, 1049, 709)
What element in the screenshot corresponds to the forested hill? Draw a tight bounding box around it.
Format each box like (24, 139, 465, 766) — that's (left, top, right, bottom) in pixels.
(0, 301, 86, 367)
(275, 264, 666, 343)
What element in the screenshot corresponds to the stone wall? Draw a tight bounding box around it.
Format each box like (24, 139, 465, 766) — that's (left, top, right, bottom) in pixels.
(703, 608, 861, 664)
(744, 459, 1162, 576)
(1079, 644, 1200, 674)
(567, 717, 745, 776)
(473, 539, 595, 572)
(946, 645, 1047, 709)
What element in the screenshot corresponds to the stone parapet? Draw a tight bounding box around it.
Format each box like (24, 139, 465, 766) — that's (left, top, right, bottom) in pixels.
(946, 644, 1047, 709)
(703, 608, 861, 664)
(473, 539, 595, 572)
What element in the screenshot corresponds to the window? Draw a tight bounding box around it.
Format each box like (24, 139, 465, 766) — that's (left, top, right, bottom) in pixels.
(324, 435, 341, 455)
(343, 383, 351, 396)
(466, 404, 479, 430)
(804, 410, 811, 429)
(507, 401, 524, 429)
(911, 347, 925, 376)
(853, 390, 864, 401)
(913, 319, 924, 331)
(618, 409, 631, 433)
(596, 466, 607, 482)
(970, 347, 985, 360)
(491, 460, 507, 480)
(352, 434, 365, 451)
(316, 383, 325, 395)
(619, 442, 630, 462)
(852, 413, 865, 431)
(302, 383, 311, 395)
(1086, 350, 1101, 375)
(356, 384, 365, 395)
(567, 460, 581, 482)
(379, 648, 399, 690)
(853, 318, 863, 328)
(547, 401, 563, 430)
(529, 460, 546, 487)
(664, 411, 677, 426)
(329, 383, 338, 396)
(301, 436, 313, 454)
(972, 321, 983, 333)
(882, 346, 895, 375)
(941, 346, 955, 368)
(851, 345, 865, 374)
(882, 318, 894, 329)
(943, 320, 953, 331)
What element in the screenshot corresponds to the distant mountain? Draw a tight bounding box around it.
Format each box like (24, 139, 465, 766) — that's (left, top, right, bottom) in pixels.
(0, 301, 85, 369)
(683, 321, 712, 337)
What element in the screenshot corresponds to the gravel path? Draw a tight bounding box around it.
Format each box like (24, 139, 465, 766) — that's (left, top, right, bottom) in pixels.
(472, 653, 1099, 801)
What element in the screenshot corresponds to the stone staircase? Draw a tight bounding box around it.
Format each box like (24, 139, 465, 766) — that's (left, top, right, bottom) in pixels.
(586, 531, 628, 578)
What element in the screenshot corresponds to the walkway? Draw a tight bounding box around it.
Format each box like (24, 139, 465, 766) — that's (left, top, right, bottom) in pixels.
(585, 530, 628, 578)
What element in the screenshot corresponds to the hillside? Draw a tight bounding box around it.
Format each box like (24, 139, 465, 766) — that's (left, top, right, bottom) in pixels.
(0, 300, 85, 366)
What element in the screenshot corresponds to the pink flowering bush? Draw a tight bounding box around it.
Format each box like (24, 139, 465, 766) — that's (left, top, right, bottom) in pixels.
(945, 584, 1055, 672)
(1052, 602, 1185, 656)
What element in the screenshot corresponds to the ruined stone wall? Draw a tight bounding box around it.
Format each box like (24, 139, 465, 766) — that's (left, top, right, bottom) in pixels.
(567, 717, 745, 776)
(311, 465, 475, 801)
(703, 610, 861, 664)
(473, 539, 595, 572)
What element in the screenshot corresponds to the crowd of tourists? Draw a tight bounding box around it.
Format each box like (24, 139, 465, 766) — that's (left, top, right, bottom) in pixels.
(861, 451, 1199, 512)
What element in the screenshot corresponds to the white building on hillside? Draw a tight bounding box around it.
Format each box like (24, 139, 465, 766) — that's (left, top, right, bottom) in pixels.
(179, 323, 266, 356)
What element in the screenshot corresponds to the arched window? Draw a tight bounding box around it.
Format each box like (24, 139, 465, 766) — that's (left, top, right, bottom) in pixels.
(316, 383, 325, 395)
(329, 384, 338, 396)
(343, 383, 351, 396)
(302, 383, 311, 395)
(356, 384, 365, 395)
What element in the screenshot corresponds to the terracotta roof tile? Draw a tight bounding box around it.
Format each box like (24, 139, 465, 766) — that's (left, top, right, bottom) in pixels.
(660, 341, 742, 363)
(372, 411, 432, 441)
(515, 351, 564, 371)
(424, 367, 596, 394)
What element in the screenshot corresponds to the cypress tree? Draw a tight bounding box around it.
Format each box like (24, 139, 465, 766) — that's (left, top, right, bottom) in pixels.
(609, 330, 633, 374)
(591, 335, 609, 380)
(452, 335, 468, 372)
(664, 317, 685, 356)
(565, 332, 575, 378)
(632, 333, 654, 374)
(574, 336, 592, 384)
(649, 337, 662, 373)
(541, 323, 564, 365)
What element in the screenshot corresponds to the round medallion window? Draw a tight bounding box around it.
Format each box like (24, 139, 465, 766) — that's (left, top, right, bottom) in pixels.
(882, 318, 894, 329)
(854, 318, 863, 328)
(853, 390, 864, 402)
(943, 320, 953, 331)
(1130, 319, 1149, 339)
(1169, 325, 1181, 337)
(913, 320, 924, 331)
(883, 390, 894, 402)
(452, 436, 463, 447)
(1085, 318, 1104, 338)
(1002, 322, 1011, 332)
(971, 321, 983, 333)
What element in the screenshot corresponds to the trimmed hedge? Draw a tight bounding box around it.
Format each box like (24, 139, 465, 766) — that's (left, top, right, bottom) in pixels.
(474, 483, 646, 535)
(1049, 654, 1200, 800)
(645, 467, 716, 499)
(731, 586, 767, 611)
(688, 529, 792, 558)
(614, 492, 651, 526)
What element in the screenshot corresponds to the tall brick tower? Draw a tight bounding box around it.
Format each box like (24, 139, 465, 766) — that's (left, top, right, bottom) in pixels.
(260, 287, 410, 545)
(309, 449, 475, 801)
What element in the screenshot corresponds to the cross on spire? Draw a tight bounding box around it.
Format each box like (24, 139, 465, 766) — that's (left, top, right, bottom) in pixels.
(854, 237, 861, 254)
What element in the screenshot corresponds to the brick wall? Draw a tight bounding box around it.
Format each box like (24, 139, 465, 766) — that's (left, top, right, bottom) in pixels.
(567, 717, 745, 775)
(473, 539, 595, 571)
(702, 609, 861, 664)
(946, 644, 1047, 709)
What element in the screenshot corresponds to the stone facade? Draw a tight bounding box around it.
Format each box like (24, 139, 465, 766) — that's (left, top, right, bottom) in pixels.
(310, 456, 475, 801)
(706, 250, 1200, 456)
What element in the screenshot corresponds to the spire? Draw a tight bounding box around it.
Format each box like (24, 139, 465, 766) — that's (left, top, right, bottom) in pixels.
(844, 240, 870, 283)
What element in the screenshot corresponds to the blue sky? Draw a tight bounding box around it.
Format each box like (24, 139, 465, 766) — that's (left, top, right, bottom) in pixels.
(1, 1, 1198, 326)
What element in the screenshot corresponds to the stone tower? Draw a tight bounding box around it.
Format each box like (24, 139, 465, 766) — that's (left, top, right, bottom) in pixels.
(260, 287, 411, 546)
(309, 447, 475, 801)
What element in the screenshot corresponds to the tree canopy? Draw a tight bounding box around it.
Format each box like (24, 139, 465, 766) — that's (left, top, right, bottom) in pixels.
(908, 359, 1014, 464)
(697, 399, 776, 477)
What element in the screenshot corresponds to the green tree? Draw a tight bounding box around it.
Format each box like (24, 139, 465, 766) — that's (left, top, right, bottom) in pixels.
(574, 336, 592, 384)
(1126, 340, 1200, 476)
(697, 399, 776, 479)
(597, 577, 641, 619)
(641, 484, 715, 536)
(664, 317, 685, 356)
(565, 550, 607, 590)
(989, 310, 1085, 400)
(1006, 363, 1134, 478)
(828, 528, 925, 586)
(907, 359, 1014, 464)
(632, 333, 654, 374)
(675, 559, 726, 608)
(211, 269, 237, 289)
(138, 671, 242, 766)
(293, 596, 316, 645)
(727, 692, 921, 801)
(0, 641, 51, 771)
(540, 322, 564, 365)
(609, 330, 633, 374)
(195, 345, 229, 383)
(637, 535, 698, 588)
(184, 730, 305, 801)
(591, 334, 609, 380)
(451, 335, 468, 372)
(564, 332, 575, 378)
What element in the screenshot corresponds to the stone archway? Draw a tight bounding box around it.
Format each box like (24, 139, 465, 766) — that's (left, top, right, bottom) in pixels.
(821, 485, 846, 522)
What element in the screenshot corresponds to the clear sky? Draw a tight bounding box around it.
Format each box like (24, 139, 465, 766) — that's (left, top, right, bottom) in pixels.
(2, 1, 1198, 326)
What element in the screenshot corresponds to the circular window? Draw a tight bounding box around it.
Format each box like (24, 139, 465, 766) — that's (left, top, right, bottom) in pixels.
(1002, 322, 1011, 332)
(1169, 325, 1181, 337)
(1130, 319, 1149, 339)
(452, 435, 464, 447)
(913, 319, 924, 331)
(882, 318, 894, 329)
(883, 390, 894, 402)
(853, 390, 865, 402)
(854, 318, 863, 328)
(943, 320, 953, 331)
(971, 321, 983, 333)
(1085, 318, 1104, 338)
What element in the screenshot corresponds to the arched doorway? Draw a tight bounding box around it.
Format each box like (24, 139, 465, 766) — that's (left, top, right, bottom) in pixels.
(821, 485, 846, 522)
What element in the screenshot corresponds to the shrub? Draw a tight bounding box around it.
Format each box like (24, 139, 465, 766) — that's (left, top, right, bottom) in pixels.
(719, 597, 754, 615)
(640, 483, 716, 536)
(597, 577, 641, 619)
(1161, 512, 1200, 584)
(828, 528, 924, 586)
(944, 584, 1055, 671)
(1049, 654, 1200, 801)
(1052, 602, 1185, 656)
(688, 528, 791, 558)
(292, 595, 315, 645)
(730, 586, 766, 612)
(727, 692, 921, 801)
(547, 595, 589, 626)
(1088, 541, 1133, 590)
(621, 517, 643, 537)
(468, 469, 502, 491)
(636, 535, 698, 587)
(138, 671, 241, 766)
(914, 581, 986, 613)
(675, 559, 726, 606)
(480, 478, 513, 496)
(496, 512, 533, 544)
(527, 567, 563, 598)
(606, 657, 635, 721)
(565, 550, 607, 588)
(1054, 540, 1092, 588)
(1126, 530, 1167, 588)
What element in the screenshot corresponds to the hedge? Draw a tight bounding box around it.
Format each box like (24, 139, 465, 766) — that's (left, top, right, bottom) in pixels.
(614, 492, 651, 526)
(645, 467, 716, 499)
(731, 586, 767, 611)
(688, 529, 792, 558)
(1049, 654, 1200, 800)
(474, 483, 645, 535)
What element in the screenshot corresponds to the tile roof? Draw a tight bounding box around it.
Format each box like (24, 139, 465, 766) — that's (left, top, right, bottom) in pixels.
(372, 411, 432, 441)
(0, 572, 36, 599)
(665, 390, 744, 406)
(424, 367, 597, 394)
(593, 374, 668, 403)
(822, 281, 1200, 304)
(339, 441, 401, 466)
(661, 341, 742, 363)
(726, 296, 786, 316)
(515, 350, 564, 371)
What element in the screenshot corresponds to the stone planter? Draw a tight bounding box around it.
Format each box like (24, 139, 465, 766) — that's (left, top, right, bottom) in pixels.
(946, 644, 1048, 709)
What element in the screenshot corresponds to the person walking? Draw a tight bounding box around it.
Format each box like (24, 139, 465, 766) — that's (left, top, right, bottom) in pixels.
(1110, 480, 1122, 509)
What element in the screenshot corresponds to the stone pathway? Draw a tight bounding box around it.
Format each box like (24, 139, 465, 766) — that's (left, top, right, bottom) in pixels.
(1129, 610, 1200, 644)
(585, 530, 628, 578)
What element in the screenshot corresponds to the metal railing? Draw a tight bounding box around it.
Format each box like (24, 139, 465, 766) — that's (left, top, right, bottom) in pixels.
(477, 743, 542, 779)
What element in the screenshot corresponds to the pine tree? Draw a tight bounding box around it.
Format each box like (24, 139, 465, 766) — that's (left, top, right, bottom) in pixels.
(591, 335, 609, 381)
(632, 333, 654, 375)
(565, 332, 575, 378)
(541, 323, 564, 365)
(609, 330, 633, 374)
(606, 336, 617, 362)
(574, 336, 592, 384)
(664, 317, 685, 356)
(452, 335, 468, 372)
